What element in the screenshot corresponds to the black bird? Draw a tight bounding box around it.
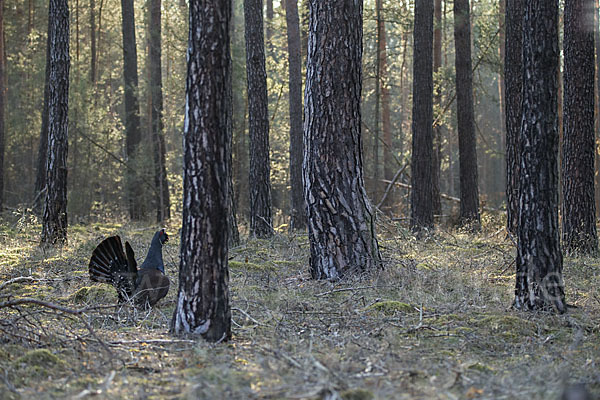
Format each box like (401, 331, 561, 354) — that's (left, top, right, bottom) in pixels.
(88, 229, 170, 307)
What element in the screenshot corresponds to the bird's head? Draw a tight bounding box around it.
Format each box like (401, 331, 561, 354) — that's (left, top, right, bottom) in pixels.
(156, 228, 169, 245)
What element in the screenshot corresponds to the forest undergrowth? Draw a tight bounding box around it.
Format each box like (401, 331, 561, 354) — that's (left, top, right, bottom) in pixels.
(0, 211, 598, 399)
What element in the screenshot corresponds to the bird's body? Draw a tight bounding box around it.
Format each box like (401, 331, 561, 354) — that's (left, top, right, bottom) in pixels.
(88, 229, 169, 307)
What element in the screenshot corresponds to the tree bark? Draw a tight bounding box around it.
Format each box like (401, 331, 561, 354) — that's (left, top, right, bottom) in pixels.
(304, 0, 380, 280)
(149, 0, 170, 222)
(90, 0, 96, 84)
(453, 0, 480, 228)
(432, 0, 442, 215)
(379, 1, 392, 185)
(516, 0, 565, 313)
(285, 0, 306, 231)
(562, 0, 598, 254)
(245, 0, 273, 238)
(120, 0, 145, 220)
(0, 0, 4, 212)
(505, 0, 522, 235)
(171, 0, 232, 343)
(410, 0, 434, 232)
(41, 0, 70, 246)
(595, 0, 600, 219)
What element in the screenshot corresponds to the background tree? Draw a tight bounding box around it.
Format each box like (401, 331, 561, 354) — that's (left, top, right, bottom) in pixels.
(453, 0, 480, 228)
(120, 0, 145, 220)
(410, 0, 434, 232)
(562, 0, 597, 254)
(304, 0, 380, 280)
(41, 0, 69, 245)
(285, 0, 305, 231)
(149, 0, 170, 222)
(0, 0, 5, 213)
(244, 0, 273, 238)
(171, 0, 232, 342)
(505, 0, 523, 235)
(431, 0, 442, 216)
(516, 0, 565, 313)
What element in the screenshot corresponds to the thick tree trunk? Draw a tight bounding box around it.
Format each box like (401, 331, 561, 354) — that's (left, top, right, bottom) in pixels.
(454, 0, 480, 228)
(0, 0, 4, 212)
(595, 0, 600, 218)
(304, 0, 380, 280)
(41, 0, 70, 246)
(171, 0, 231, 342)
(516, 0, 565, 313)
(120, 0, 145, 220)
(562, 0, 597, 254)
(149, 0, 170, 222)
(432, 0, 442, 215)
(410, 0, 434, 232)
(285, 0, 306, 231)
(505, 0, 522, 235)
(245, 0, 273, 238)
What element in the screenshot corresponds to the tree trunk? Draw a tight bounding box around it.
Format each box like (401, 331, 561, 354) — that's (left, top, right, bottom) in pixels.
(171, 0, 231, 342)
(90, 0, 96, 84)
(149, 0, 170, 222)
(453, 0, 480, 228)
(285, 0, 306, 231)
(120, 0, 145, 220)
(304, 0, 380, 280)
(516, 0, 565, 313)
(562, 0, 597, 254)
(595, 0, 600, 219)
(432, 0, 442, 215)
(498, 0, 506, 168)
(505, 0, 522, 235)
(41, 0, 70, 246)
(266, 0, 273, 44)
(245, 0, 273, 238)
(379, 1, 392, 184)
(0, 0, 4, 213)
(410, 0, 434, 232)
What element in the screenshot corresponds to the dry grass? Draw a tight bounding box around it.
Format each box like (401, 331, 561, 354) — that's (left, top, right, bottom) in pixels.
(0, 212, 599, 399)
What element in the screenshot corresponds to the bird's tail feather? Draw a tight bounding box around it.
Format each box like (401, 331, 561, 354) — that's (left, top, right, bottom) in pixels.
(89, 236, 128, 283)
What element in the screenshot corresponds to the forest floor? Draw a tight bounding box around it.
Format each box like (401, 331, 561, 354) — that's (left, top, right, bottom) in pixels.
(0, 211, 599, 400)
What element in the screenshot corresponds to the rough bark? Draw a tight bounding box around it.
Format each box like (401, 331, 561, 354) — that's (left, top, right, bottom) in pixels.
(410, 0, 434, 232)
(562, 0, 598, 254)
(595, 0, 600, 218)
(505, 0, 522, 235)
(0, 0, 4, 212)
(41, 0, 70, 246)
(171, 0, 232, 342)
(304, 0, 380, 280)
(149, 0, 170, 222)
(453, 0, 480, 228)
(285, 0, 306, 231)
(515, 0, 565, 313)
(120, 0, 145, 220)
(432, 0, 442, 215)
(244, 0, 273, 238)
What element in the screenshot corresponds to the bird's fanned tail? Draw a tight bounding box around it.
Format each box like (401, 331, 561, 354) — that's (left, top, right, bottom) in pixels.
(89, 236, 137, 300)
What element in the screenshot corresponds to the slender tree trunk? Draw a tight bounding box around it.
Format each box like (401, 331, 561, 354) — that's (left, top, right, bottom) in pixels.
(304, 0, 380, 280)
(266, 0, 273, 45)
(0, 0, 4, 213)
(516, 0, 565, 313)
(505, 0, 522, 235)
(171, 0, 231, 342)
(562, 0, 597, 254)
(372, 0, 381, 195)
(379, 3, 392, 184)
(120, 0, 145, 220)
(285, 0, 306, 231)
(410, 0, 434, 232)
(498, 0, 506, 201)
(432, 0, 442, 215)
(149, 0, 170, 222)
(453, 0, 480, 228)
(90, 0, 96, 84)
(245, 0, 273, 238)
(41, 0, 70, 246)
